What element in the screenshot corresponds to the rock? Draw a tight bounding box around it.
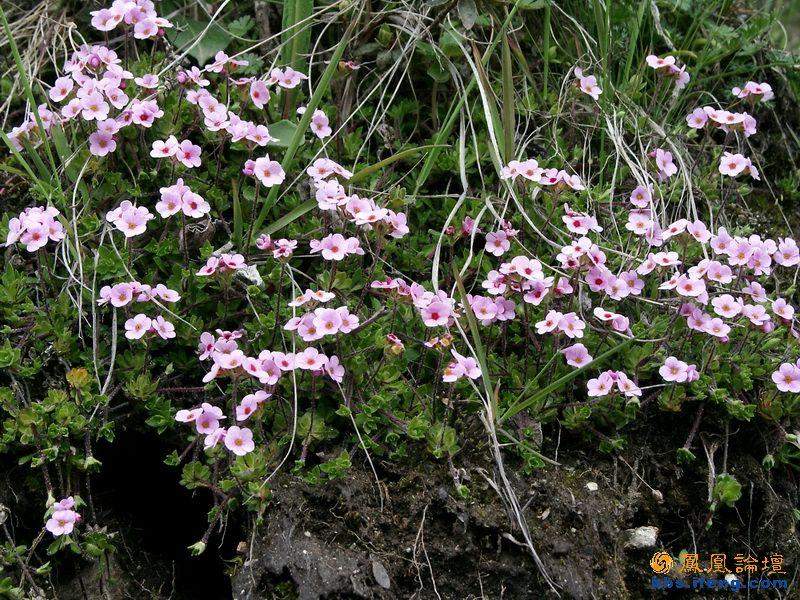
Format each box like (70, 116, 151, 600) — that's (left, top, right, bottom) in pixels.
(371, 555, 391, 589)
(586, 482, 598, 492)
(551, 540, 573, 556)
(623, 526, 659, 549)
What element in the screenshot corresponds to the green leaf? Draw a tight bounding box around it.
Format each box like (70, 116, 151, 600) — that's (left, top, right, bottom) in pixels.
(713, 474, 742, 508)
(167, 18, 232, 65)
(267, 119, 300, 147)
(457, 0, 478, 30)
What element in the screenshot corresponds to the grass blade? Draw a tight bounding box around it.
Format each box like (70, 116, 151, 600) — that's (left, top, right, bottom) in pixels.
(249, 14, 358, 244)
(499, 337, 633, 424)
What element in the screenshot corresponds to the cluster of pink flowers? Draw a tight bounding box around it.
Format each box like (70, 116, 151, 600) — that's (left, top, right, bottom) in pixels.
(256, 235, 298, 259)
(306, 157, 409, 237)
(587, 370, 642, 397)
(98, 281, 180, 307)
(574, 67, 602, 100)
(535, 310, 586, 338)
(106, 201, 155, 238)
(124, 314, 175, 340)
(442, 349, 482, 383)
(6, 41, 170, 155)
(266, 66, 308, 89)
(284, 306, 360, 341)
(685, 107, 757, 137)
(186, 87, 281, 152)
(4, 206, 65, 252)
(197, 253, 247, 276)
(731, 81, 774, 102)
(150, 136, 202, 168)
(156, 179, 210, 219)
(500, 159, 584, 191)
(718, 152, 760, 180)
(645, 54, 690, 90)
(198, 331, 344, 385)
(288, 289, 336, 307)
(310, 234, 365, 260)
(45, 497, 81, 537)
(464, 294, 516, 326)
(659, 356, 700, 383)
(90, 0, 172, 37)
(175, 402, 255, 455)
(593, 308, 631, 333)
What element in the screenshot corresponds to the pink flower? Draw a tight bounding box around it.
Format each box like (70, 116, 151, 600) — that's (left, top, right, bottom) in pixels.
(576, 70, 602, 100)
(80, 92, 110, 121)
(703, 317, 730, 339)
(421, 301, 452, 327)
(718, 152, 748, 177)
(313, 308, 343, 336)
(675, 275, 706, 298)
(175, 408, 203, 422)
(659, 356, 689, 383)
(297, 347, 328, 370)
(176, 140, 201, 168)
(250, 80, 270, 108)
(629, 185, 652, 208)
(273, 238, 297, 259)
(536, 310, 562, 334)
(557, 312, 585, 338)
(310, 109, 332, 138)
(156, 190, 182, 217)
(711, 294, 741, 318)
(224, 426, 255, 455)
(253, 156, 286, 187)
(46, 509, 80, 536)
(274, 66, 308, 88)
(49, 76, 74, 102)
(732, 81, 774, 101)
(325, 355, 345, 382)
(152, 316, 176, 339)
(90, 8, 122, 31)
(89, 131, 116, 156)
(134, 73, 159, 89)
(646, 55, 676, 70)
(196, 403, 225, 434)
(772, 238, 800, 267)
(133, 19, 158, 39)
(336, 307, 360, 332)
(181, 191, 210, 218)
(772, 298, 795, 321)
(124, 314, 152, 340)
(587, 371, 615, 397)
(108, 203, 154, 237)
(561, 343, 592, 368)
(485, 231, 511, 256)
(686, 108, 708, 129)
(616, 372, 641, 397)
(686, 220, 711, 243)
(236, 397, 260, 421)
(109, 282, 134, 307)
(150, 136, 179, 158)
(443, 349, 481, 383)
(204, 427, 227, 449)
(53, 497, 76, 511)
(653, 148, 678, 179)
(772, 363, 800, 392)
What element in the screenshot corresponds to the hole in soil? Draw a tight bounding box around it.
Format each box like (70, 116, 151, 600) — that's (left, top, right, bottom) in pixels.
(95, 427, 234, 599)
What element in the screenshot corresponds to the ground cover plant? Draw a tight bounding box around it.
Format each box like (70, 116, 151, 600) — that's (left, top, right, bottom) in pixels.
(1, 0, 800, 598)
